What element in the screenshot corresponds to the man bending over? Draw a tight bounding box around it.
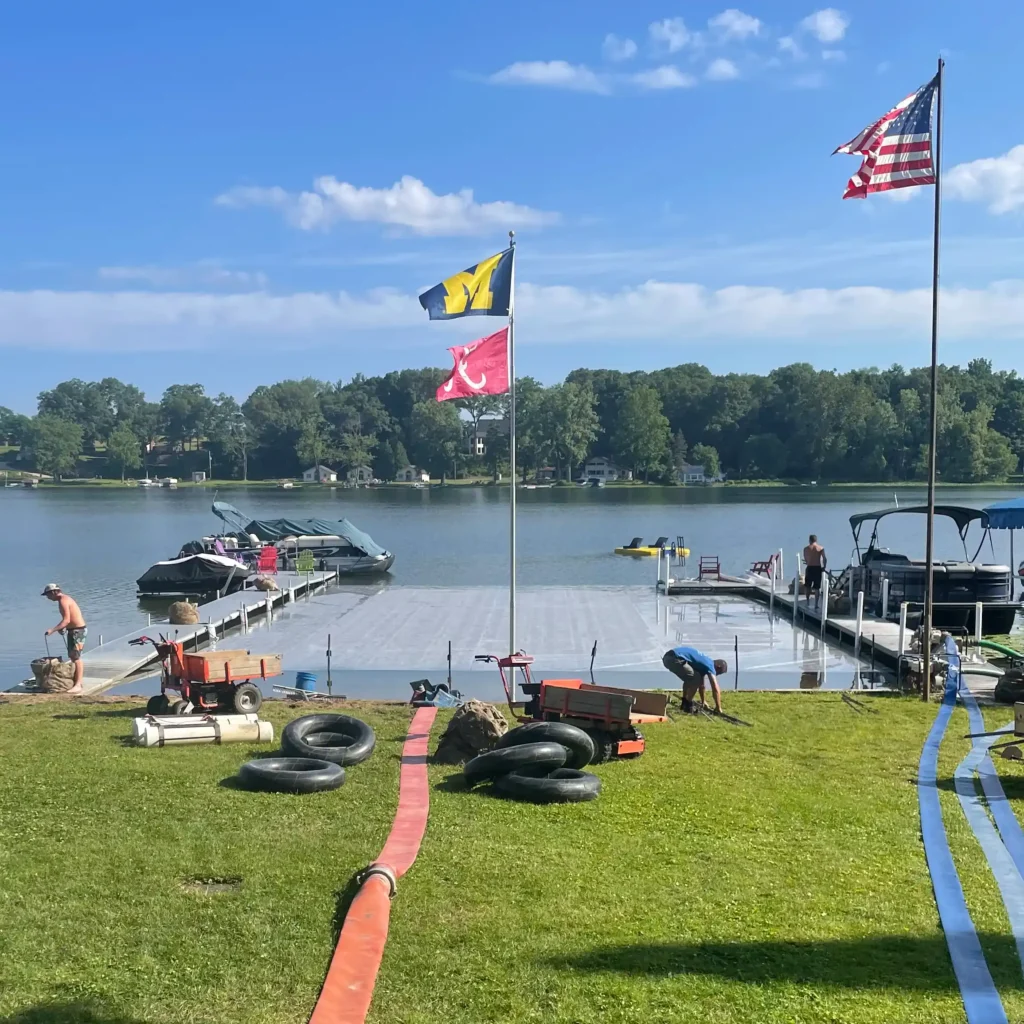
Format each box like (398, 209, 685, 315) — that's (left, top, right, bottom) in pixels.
(662, 645, 728, 714)
(42, 583, 87, 694)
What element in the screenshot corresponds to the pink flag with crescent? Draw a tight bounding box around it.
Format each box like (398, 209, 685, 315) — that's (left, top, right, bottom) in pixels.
(435, 327, 510, 402)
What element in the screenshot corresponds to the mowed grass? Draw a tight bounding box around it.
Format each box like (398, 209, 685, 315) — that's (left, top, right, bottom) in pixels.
(3, 694, 1024, 1024)
(371, 693, 1024, 1024)
(0, 699, 411, 1024)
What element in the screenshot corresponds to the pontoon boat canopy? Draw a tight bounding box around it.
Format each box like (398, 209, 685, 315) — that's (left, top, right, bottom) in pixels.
(983, 497, 1024, 531)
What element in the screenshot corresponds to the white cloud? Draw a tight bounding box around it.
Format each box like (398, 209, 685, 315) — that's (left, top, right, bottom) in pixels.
(98, 264, 268, 288)
(706, 58, 740, 81)
(946, 146, 1024, 214)
(9, 279, 1024, 352)
(631, 65, 697, 90)
(217, 175, 558, 236)
(602, 34, 637, 62)
(649, 17, 693, 53)
(487, 60, 608, 93)
(708, 9, 761, 40)
(800, 8, 850, 43)
(792, 72, 825, 89)
(821, 49, 846, 61)
(778, 36, 805, 59)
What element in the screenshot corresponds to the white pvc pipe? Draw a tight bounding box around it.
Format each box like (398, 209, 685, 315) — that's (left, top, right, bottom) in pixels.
(854, 590, 865, 659)
(769, 571, 776, 617)
(778, 549, 784, 583)
(880, 577, 890, 620)
(820, 574, 830, 639)
(975, 601, 984, 643)
(793, 574, 801, 621)
(898, 602, 908, 656)
(133, 713, 273, 747)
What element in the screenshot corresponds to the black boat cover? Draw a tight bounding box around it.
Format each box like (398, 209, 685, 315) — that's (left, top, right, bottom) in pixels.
(212, 500, 387, 556)
(137, 553, 251, 593)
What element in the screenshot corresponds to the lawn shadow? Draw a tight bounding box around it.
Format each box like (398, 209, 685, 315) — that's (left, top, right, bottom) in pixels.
(51, 714, 89, 721)
(1, 1000, 146, 1023)
(219, 775, 249, 790)
(94, 709, 143, 719)
(546, 934, 1024, 992)
(933, 776, 1024, 799)
(330, 871, 365, 945)
(433, 772, 470, 794)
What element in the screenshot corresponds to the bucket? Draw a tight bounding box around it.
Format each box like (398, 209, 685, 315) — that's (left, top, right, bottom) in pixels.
(295, 671, 317, 692)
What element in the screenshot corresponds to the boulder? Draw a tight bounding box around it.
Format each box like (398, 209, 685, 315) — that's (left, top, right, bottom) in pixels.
(253, 576, 279, 592)
(433, 700, 508, 764)
(31, 657, 76, 693)
(168, 601, 200, 625)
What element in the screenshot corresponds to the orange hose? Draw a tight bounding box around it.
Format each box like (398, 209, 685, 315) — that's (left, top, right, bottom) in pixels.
(308, 706, 437, 1024)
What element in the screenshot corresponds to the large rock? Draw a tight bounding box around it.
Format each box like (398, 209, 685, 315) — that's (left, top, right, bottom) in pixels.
(253, 576, 279, 592)
(168, 601, 200, 625)
(994, 670, 1024, 705)
(433, 700, 508, 764)
(31, 657, 76, 693)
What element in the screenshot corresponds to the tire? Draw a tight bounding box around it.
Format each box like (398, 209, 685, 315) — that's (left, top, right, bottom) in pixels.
(588, 730, 614, 765)
(281, 714, 376, 766)
(239, 757, 344, 794)
(463, 741, 567, 788)
(494, 767, 602, 804)
(232, 682, 263, 714)
(497, 722, 595, 770)
(146, 694, 170, 715)
(170, 699, 191, 716)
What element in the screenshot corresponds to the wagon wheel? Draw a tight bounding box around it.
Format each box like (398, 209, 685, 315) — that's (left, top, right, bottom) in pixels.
(588, 730, 614, 765)
(232, 682, 262, 715)
(146, 693, 170, 715)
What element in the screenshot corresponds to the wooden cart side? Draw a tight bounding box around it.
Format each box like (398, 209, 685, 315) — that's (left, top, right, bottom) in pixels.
(579, 683, 669, 717)
(540, 683, 634, 723)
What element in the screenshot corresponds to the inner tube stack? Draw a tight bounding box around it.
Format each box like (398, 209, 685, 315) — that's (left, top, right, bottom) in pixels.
(462, 723, 602, 803)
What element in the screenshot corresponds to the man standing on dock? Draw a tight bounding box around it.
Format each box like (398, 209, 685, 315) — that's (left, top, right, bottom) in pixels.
(662, 645, 727, 715)
(803, 535, 827, 607)
(42, 583, 87, 694)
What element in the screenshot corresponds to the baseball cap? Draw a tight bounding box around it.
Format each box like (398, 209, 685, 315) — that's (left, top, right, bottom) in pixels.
(41, 583, 61, 595)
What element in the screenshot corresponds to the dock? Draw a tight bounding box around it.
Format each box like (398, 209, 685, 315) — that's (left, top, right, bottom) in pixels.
(44, 571, 337, 695)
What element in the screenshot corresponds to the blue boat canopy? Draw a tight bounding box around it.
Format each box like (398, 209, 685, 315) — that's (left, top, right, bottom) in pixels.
(983, 497, 1024, 531)
(212, 500, 387, 556)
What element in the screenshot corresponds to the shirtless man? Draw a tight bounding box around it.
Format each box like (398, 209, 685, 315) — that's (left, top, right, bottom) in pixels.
(803, 535, 827, 606)
(42, 583, 87, 693)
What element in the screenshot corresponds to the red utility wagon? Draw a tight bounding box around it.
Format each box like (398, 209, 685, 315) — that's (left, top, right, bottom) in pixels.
(475, 651, 668, 762)
(130, 635, 281, 715)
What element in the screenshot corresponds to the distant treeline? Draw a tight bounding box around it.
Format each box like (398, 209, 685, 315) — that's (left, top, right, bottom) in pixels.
(0, 358, 1021, 484)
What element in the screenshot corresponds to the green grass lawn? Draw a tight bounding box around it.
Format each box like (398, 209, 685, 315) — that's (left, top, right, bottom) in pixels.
(2, 693, 1023, 1024)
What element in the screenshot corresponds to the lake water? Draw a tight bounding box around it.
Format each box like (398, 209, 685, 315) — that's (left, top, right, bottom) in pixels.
(3, 483, 1019, 689)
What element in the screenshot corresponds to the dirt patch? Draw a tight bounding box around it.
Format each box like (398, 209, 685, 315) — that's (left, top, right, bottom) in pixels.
(182, 876, 243, 895)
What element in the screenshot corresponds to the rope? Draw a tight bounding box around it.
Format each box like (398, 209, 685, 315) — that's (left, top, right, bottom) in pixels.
(308, 706, 437, 1024)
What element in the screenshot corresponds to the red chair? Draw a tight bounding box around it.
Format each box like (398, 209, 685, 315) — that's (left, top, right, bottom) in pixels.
(257, 546, 278, 575)
(751, 553, 778, 577)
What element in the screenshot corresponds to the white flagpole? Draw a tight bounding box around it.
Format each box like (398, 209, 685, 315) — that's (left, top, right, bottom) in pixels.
(507, 231, 517, 688)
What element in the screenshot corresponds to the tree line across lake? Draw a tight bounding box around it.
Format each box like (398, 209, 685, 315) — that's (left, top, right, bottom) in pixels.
(0, 358, 1021, 484)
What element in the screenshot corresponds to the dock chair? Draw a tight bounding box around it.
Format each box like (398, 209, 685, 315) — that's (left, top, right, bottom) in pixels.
(295, 550, 316, 575)
(750, 552, 778, 577)
(651, 537, 670, 549)
(256, 546, 279, 575)
(624, 537, 643, 550)
(698, 555, 721, 581)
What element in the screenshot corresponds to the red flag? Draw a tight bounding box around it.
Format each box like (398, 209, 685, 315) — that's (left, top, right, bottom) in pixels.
(436, 327, 509, 402)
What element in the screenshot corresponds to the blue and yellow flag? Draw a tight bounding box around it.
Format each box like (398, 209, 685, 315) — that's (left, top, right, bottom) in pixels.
(418, 247, 514, 320)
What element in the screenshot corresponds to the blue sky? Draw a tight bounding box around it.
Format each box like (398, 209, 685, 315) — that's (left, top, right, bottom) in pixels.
(2, 1, 1024, 411)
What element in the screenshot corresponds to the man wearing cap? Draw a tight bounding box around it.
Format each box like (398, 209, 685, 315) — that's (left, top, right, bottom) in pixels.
(662, 644, 728, 715)
(42, 584, 87, 694)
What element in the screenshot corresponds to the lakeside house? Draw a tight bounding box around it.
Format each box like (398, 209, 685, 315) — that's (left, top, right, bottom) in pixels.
(395, 465, 430, 483)
(536, 467, 557, 482)
(346, 465, 374, 485)
(580, 457, 632, 483)
(678, 463, 724, 484)
(466, 416, 507, 456)
(302, 465, 338, 483)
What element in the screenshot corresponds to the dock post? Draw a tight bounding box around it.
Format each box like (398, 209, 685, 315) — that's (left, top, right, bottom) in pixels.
(880, 576, 890, 620)
(289, 587, 296, 604)
(98, 634, 103, 647)
(265, 596, 273, 623)
(793, 574, 801, 622)
(975, 601, 983, 643)
(820, 574, 830, 640)
(854, 590, 865, 659)
(147, 613, 152, 626)
(769, 571, 775, 617)
(778, 549, 784, 583)
(898, 602, 908, 655)
(734, 634, 739, 690)
(656, 547, 663, 589)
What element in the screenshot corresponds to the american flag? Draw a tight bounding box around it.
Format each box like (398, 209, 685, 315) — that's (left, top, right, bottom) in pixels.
(833, 75, 939, 199)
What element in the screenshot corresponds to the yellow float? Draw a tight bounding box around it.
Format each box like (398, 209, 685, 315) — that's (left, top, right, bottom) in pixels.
(614, 537, 690, 557)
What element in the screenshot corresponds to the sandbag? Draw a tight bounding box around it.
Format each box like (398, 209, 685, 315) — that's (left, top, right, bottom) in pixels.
(168, 601, 200, 625)
(31, 657, 76, 693)
(433, 699, 508, 764)
(253, 576, 279, 592)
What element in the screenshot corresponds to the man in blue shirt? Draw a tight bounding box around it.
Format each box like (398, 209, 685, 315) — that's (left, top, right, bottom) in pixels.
(662, 645, 728, 714)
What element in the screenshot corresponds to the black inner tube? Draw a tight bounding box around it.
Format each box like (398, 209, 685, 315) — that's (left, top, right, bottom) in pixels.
(238, 757, 345, 794)
(494, 767, 602, 804)
(463, 741, 568, 788)
(496, 721, 596, 770)
(281, 714, 376, 766)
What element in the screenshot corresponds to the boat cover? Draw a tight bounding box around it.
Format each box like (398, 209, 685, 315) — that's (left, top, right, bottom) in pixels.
(137, 553, 250, 592)
(849, 505, 989, 533)
(984, 497, 1024, 531)
(212, 500, 386, 556)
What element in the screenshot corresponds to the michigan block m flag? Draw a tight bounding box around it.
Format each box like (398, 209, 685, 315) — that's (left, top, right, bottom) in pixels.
(833, 74, 938, 198)
(418, 247, 514, 320)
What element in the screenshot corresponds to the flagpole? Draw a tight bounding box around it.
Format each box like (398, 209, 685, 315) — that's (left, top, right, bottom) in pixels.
(922, 56, 944, 702)
(507, 231, 517, 688)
